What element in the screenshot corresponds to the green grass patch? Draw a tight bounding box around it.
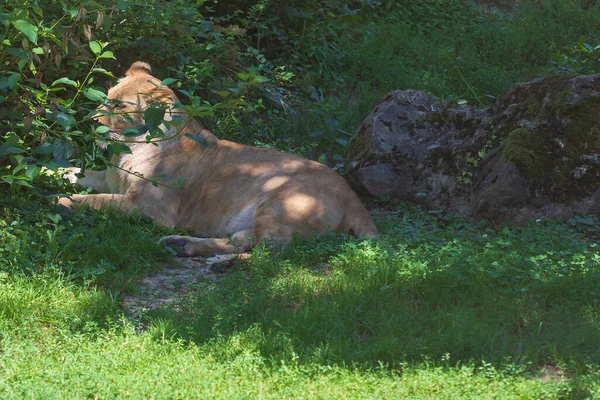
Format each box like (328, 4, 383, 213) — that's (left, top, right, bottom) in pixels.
(0, 194, 175, 289)
(1, 268, 598, 399)
(151, 209, 600, 370)
(1, 195, 600, 397)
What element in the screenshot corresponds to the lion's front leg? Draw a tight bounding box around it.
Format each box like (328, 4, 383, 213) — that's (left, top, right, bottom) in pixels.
(159, 229, 253, 257)
(58, 193, 137, 212)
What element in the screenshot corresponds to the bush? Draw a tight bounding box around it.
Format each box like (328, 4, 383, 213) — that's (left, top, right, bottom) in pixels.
(0, 0, 307, 193)
(0, 2, 117, 192)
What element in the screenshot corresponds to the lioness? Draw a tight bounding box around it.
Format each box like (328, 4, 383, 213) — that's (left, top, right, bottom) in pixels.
(59, 61, 378, 256)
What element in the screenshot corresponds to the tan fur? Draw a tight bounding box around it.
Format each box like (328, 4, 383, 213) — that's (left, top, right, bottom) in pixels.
(59, 62, 378, 256)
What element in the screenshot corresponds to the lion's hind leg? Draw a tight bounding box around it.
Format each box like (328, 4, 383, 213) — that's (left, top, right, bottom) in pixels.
(159, 229, 252, 257)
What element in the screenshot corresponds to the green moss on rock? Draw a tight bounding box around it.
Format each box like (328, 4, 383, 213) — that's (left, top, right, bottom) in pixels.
(551, 89, 570, 108)
(501, 128, 546, 179)
(561, 97, 600, 157)
(526, 99, 542, 115)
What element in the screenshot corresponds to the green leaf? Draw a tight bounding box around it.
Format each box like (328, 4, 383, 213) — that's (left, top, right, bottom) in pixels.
(335, 138, 348, 147)
(160, 78, 178, 86)
(325, 119, 339, 133)
(214, 90, 232, 99)
(85, 108, 108, 120)
(7, 73, 20, 89)
(47, 111, 76, 129)
(250, 75, 270, 84)
(99, 51, 115, 59)
(12, 20, 38, 44)
(107, 143, 132, 158)
(51, 158, 72, 168)
(121, 125, 147, 137)
(0, 73, 21, 90)
(17, 57, 27, 70)
(144, 107, 166, 132)
(53, 137, 75, 159)
(214, 102, 241, 110)
(83, 87, 107, 102)
(51, 77, 78, 87)
(184, 133, 209, 148)
(86, 1, 104, 9)
(0, 143, 25, 156)
(46, 213, 62, 224)
(89, 41, 102, 55)
(34, 142, 55, 154)
(170, 115, 186, 123)
(12, 154, 25, 169)
(100, 15, 112, 31)
(41, 161, 58, 172)
(25, 164, 41, 179)
(13, 179, 33, 188)
(95, 126, 111, 134)
(92, 68, 115, 77)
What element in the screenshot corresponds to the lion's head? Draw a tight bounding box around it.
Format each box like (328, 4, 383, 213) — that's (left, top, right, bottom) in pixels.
(96, 62, 176, 137)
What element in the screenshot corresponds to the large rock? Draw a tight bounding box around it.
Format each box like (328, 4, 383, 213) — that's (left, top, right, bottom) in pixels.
(347, 74, 600, 223)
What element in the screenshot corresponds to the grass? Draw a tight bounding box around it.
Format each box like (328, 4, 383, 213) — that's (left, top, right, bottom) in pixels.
(0, 194, 176, 288)
(1, 195, 599, 398)
(0, 296, 580, 400)
(151, 211, 600, 369)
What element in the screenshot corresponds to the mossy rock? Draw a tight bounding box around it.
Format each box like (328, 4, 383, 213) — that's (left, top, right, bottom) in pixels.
(490, 74, 600, 200)
(349, 77, 600, 224)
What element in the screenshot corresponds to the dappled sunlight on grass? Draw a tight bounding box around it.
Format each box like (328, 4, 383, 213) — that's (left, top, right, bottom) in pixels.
(1, 194, 600, 397)
(141, 208, 600, 374)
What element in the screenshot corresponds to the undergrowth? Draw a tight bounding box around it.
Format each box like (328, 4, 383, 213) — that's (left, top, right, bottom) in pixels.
(0, 192, 176, 289)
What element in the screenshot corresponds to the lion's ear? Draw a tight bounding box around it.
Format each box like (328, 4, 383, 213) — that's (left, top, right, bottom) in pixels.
(126, 61, 152, 77)
(142, 86, 174, 108)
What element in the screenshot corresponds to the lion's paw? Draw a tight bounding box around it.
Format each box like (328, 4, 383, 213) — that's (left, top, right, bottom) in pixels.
(57, 196, 74, 207)
(158, 235, 189, 256)
(205, 254, 238, 272)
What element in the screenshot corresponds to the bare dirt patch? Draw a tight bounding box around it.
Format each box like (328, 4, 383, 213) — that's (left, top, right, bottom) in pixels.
(536, 365, 568, 382)
(122, 254, 239, 317)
